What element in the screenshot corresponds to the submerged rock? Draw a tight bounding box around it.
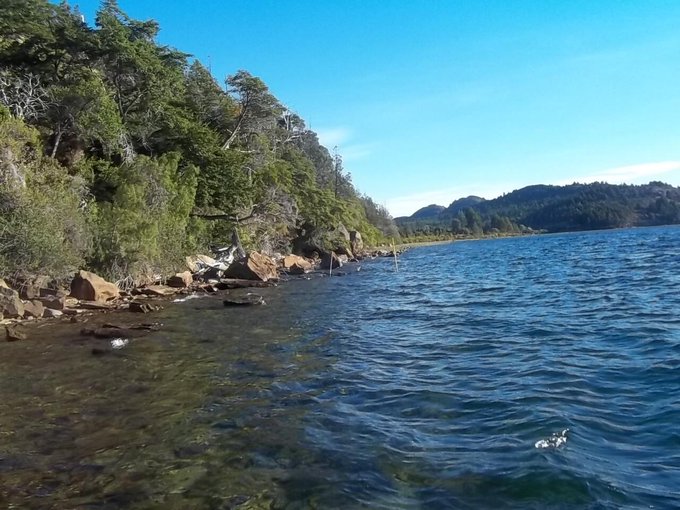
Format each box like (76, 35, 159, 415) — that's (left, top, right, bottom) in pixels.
(223, 294, 266, 307)
(5, 324, 27, 341)
(128, 301, 161, 313)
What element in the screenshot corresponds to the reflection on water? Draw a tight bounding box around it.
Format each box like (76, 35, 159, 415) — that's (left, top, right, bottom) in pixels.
(1, 226, 680, 509)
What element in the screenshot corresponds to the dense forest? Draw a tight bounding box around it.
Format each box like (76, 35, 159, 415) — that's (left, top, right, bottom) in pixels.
(0, 0, 398, 283)
(396, 182, 680, 238)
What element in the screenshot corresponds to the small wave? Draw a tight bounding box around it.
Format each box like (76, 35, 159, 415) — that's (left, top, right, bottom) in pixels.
(535, 429, 569, 449)
(173, 294, 204, 303)
(110, 338, 129, 350)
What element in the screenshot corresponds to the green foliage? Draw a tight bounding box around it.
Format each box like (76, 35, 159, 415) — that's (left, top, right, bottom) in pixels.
(397, 182, 680, 238)
(0, 1, 397, 280)
(88, 154, 198, 281)
(0, 114, 88, 277)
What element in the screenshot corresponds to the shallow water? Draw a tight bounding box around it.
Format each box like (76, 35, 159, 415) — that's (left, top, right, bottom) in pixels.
(1, 226, 679, 509)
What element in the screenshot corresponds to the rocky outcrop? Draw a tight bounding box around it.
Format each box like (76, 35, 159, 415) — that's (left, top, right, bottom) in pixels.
(223, 251, 278, 282)
(293, 223, 354, 259)
(0, 287, 24, 318)
(70, 270, 120, 302)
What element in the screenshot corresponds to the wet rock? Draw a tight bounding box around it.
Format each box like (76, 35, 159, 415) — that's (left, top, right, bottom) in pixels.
(0, 287, 24, 318)
(78, 301, 114, 310)
(128, 301, 161, 313)
(223, 294, 265, 306)
(70, 270, 120, 302)
(81, 322, 160, 339)
(215, 278, 276, 290)
(223, 251, 278, 282)
(320, 251, 342, 270)
(43, 308, 63, 319)
(167, 271, 193, 288)
(141, 285, 178, 297)
(23, 300, 44, 318)
(5, 324, 27, 341)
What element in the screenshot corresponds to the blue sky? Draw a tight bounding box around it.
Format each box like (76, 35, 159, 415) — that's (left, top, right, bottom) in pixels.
(74, 0, 680, 216)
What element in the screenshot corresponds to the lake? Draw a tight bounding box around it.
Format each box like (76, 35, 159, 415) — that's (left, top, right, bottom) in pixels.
(1, 226, 679, 509)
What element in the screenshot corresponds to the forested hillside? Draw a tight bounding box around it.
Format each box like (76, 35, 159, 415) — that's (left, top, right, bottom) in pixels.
(0, 0, 397, 282)
(397, 182, 680, 238)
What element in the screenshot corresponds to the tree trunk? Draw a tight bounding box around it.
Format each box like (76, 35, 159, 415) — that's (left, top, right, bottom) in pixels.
(50, 128, 63, 159)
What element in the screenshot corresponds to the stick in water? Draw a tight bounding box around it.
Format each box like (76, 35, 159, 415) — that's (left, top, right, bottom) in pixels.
(392, 239, 399, 272)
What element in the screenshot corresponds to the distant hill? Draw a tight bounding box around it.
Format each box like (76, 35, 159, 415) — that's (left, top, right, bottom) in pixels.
(441, 196, 486, 217)
(403, 204, 446, 221)
(395, 182, 680, 237)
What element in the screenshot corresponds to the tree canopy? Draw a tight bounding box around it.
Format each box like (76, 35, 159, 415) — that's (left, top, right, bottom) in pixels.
(0, 0, 397, 280)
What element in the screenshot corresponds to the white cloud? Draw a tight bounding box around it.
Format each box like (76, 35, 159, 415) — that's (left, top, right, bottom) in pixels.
(315, 127, 351, 148)
(341, 143, 374, 162)
(557, 161, 680, 185)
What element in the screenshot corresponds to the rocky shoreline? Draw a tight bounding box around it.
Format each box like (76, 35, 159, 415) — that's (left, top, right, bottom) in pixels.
(1, 246, 405, 347)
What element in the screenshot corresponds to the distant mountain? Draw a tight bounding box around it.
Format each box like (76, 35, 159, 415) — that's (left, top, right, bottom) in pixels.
(410, 204, 446, 220)
(441, 195, 486, 217)
(395, 182, 680, 236)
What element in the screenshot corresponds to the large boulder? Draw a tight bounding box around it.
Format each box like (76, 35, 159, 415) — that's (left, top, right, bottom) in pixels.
(320, 251, 343, 270)
(0, 287, 24, 318)
(70, 270, 120, 302)
(223, 251, 278, 282)
(281, 255, 313, 275)
(23, 300, 45, 318)
(167, 271, 193, 288)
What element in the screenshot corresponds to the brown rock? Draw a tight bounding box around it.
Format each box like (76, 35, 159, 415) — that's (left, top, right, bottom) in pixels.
(223, 251, 278, 282)
(70, 270, 120, 302)
(23, 300, 45, 318)
(282, 255, 312, 275)
(0, 287, 24, 318)
(141, 285, 178, 297)
(167, 271, 193, 288)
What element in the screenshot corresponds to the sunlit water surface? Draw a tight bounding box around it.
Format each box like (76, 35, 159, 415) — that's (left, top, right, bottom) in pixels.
(1, 226, 679, 509)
